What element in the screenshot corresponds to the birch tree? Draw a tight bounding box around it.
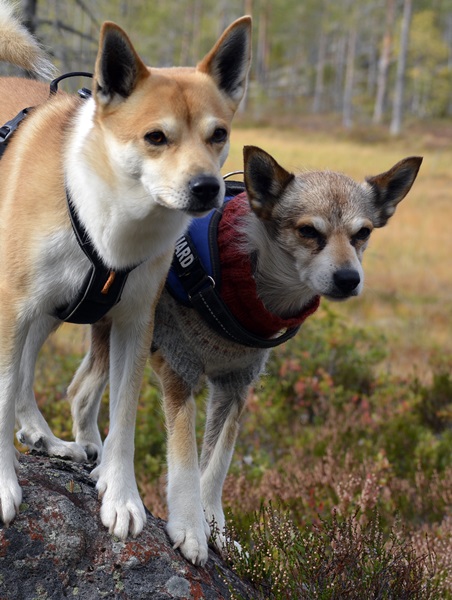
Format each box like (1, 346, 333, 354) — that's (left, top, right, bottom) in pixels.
(390, 0, 413, 135)
(373, 0, 395, 124)
(342, 12, 358, 128)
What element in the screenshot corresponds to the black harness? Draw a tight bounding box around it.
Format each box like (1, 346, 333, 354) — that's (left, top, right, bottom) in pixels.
(54, 191, 136, 324)
(0, 73, 135, 324)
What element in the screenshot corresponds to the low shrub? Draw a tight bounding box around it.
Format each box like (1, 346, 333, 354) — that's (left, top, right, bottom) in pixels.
(221, 504, 447, 600)
(29, 308, 452, 596)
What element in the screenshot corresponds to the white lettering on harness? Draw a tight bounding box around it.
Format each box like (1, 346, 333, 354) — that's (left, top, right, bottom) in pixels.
(175, 237, 194, 268)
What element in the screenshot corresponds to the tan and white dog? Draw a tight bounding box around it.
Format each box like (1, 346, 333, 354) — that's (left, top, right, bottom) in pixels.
(0, 0, 251, 551)
(66, 146, 422, 565)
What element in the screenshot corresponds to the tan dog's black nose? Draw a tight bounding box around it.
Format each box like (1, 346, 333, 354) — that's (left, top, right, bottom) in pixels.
(189, 175, 220, 210)
(333, 269, 360, 294)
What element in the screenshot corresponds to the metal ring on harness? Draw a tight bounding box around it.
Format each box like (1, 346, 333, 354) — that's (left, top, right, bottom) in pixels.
(223, 170, 244, 180)
(187, 275, 215, 301)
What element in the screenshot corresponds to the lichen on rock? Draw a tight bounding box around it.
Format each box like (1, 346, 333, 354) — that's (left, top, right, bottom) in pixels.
(0, 454, 256, 600)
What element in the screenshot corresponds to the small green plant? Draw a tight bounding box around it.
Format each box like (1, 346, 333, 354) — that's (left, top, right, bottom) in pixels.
(222, 504, 445, 600)
(413, 364, 452, 434)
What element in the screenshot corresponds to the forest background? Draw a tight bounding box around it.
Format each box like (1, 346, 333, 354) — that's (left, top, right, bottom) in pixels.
(3, 0, 452, 597)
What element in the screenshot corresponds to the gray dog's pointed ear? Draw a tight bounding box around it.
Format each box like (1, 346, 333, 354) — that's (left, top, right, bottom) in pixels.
(366, 156, 423, 227)
(244, 146, 295, 220)
(197, 16, 252, 110)
(94, 22, 149, 107)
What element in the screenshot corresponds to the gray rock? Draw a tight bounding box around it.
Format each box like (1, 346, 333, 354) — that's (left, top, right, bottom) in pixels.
(0, 454, 258, 599)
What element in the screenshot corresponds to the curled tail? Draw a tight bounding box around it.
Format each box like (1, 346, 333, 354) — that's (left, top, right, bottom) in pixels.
(0, 1, 56, 79)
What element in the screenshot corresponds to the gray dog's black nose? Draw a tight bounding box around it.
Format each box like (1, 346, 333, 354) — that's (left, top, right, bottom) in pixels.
(189, 175, 220, 204)
(333, 269, 361, 294)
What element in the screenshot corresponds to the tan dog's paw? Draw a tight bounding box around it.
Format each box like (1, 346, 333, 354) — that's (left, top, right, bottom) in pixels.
(91, 464, 146, 539)
(0, 467, 22, 525)
(167, 518, 210, 566)
(16, 429, 87, 462)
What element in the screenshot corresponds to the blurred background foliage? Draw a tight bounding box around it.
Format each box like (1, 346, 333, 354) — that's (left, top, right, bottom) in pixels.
(4, 0, 452, 131)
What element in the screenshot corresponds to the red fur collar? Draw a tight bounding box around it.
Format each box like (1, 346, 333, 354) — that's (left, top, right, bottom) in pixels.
(217, 193, 320, 339)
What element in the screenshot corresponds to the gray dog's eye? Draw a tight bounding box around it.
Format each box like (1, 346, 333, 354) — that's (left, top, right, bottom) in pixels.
(298, 225, 320, 239)
(353, 227, 371, 241)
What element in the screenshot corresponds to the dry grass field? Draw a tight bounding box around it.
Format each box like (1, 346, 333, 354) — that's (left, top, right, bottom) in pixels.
(54, 121, 451, 380)
(222, 121, 452, 379)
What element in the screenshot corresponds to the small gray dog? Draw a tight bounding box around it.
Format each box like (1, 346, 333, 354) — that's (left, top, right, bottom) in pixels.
(66, 145, 421, 566)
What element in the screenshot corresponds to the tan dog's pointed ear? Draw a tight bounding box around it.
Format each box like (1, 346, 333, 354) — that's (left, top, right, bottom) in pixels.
(94, 22, 149, 107)
(244, 146, 295, 220)
(197, 16, 252, 110)
(366, 156, 423, 227)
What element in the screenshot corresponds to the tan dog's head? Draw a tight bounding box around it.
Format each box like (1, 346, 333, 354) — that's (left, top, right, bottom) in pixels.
(86, 17, 251, 216)
(244, 146, 422, 305)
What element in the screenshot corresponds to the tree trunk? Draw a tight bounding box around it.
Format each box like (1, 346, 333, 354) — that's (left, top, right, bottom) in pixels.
(312, 21, 327, 113)
(333, 33, 347, 112)
(190, 0, 202, 65)
(373, 0, 395, 124)
(445, 12, 452, 116)
(390, 0, 412, 136)
(342, 22, 357, 129)
(256, 0, 270, 85)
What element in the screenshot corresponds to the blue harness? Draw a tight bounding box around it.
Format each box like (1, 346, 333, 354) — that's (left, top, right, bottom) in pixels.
(166, 181, 302, 349)
(166, 181, 245, 306)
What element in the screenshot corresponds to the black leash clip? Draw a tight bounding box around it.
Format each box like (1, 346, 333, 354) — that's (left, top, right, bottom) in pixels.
(0, 108, 31, 159)
(0, 108, 30, 143)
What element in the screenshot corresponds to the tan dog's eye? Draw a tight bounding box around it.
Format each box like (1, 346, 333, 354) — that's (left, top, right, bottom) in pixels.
(210, 128, 228, 144)
(145, 131, 167, 146)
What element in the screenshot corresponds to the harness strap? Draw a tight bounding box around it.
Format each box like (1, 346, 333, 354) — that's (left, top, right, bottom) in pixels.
(0, 108, 31, 159)
(0, 72, 93, 160)
(170, 189, 302, 349)
(54, 192, 136, 324)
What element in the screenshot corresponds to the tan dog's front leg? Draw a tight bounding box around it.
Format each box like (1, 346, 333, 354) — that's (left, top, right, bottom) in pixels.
(151, 352, 210, 566)
(89, 309, 152, 540)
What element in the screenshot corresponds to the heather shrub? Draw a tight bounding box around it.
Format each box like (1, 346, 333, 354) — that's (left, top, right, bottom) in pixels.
(232, 306, 452, 484)
(413, 363, 452, 434)
(29, 309, 452, 596)
(221, 504, 445, 600)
